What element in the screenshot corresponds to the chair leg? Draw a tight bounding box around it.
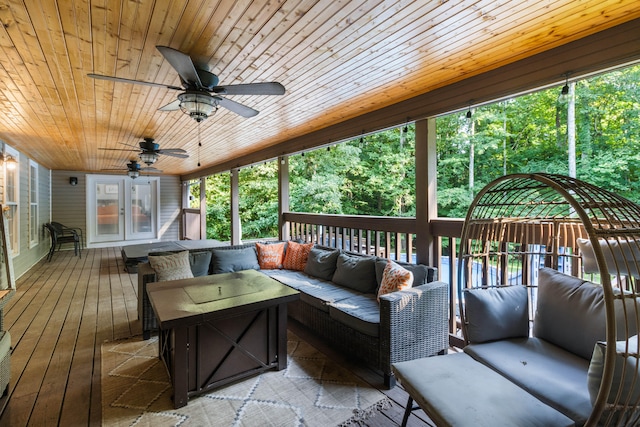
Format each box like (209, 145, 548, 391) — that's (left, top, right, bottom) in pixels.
(401, 396, 414, 427)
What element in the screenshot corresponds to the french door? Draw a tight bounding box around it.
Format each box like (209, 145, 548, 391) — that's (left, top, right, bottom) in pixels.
(86, 175, 159, 245)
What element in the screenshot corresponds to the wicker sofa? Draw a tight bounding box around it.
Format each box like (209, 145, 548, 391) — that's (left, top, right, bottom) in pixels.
(137, 242, 449, 387)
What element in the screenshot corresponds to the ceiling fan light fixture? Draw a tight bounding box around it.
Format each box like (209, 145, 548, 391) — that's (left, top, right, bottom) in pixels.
(178, 92, 217, 122)
(139, 152, 158, 165)
(128, 170, 140, 179)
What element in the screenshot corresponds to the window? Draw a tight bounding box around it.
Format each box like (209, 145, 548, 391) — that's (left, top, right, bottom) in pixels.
(4, 146, 19, 256)
(29, 160, 39, 247)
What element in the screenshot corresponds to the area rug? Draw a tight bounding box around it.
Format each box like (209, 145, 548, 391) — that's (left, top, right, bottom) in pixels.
(101, 331, 390, 426)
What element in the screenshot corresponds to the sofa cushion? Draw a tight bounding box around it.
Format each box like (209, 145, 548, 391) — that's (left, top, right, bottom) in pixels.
(332, 252, 377, 293)
(189, 251, 213, 277)
(255, 242, 286, 269)
(464, 285, 529, 343)
(328, 294, 380, 337)
(588, 335, 640, 406)
(148, 251, 194, 281)
(375, 258, 436, 287)
(393, 352, 575, 427)
(534, 268, 608, 360)
(465, 337, 592, 425)
(282, 241, 313, 271)
(263, 269, 361, 312)
(304, 247, 339, 280)
(377, 259, 414, 302)
(210, 246, 260, 274)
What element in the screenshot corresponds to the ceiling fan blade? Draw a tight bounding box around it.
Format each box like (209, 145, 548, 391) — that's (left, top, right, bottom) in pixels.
(158, 100, 181, 111)
(98, 148, 139, 152)
(158, 148, 187, 154)
(217, 96, 259, 118)
(156, 46, 203, 89)
(158, 151, 189, 159)
(88, 73, 182, 91)
(141, 167, 163, 173)
(213, 82, 285, 96)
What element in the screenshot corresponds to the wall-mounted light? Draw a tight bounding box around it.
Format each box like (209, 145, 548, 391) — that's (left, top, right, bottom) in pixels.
(69, 177, 78, 186)
(2, 155, 17, 170)
(466, 108, 472, 119)
(560, 72, 571, 97)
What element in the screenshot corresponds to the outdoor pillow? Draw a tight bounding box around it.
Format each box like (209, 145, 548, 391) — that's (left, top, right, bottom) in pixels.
(189, 251, 212, 277)
(463, 285, 529, 343)
(148, 251, 194, 281)
(304, 247, 339, 280)
(331, 252, 377, 293)
(211, 247, 260, 274)
(534, 267, 604, 359)
(588, 335, 640, 406)
(255, 242, 286, 269)
(375, 258, 436, 288)
(377, 259, 414, 302)
(282, 241, 313, 271)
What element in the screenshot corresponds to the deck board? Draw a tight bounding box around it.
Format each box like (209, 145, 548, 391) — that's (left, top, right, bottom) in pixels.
(0, 248, 434, 426)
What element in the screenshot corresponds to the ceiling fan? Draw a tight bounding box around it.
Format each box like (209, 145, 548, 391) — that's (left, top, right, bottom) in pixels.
(102, 160, 162, 179)
(88, 45, 285, 121)
(99, 137, 188, 165)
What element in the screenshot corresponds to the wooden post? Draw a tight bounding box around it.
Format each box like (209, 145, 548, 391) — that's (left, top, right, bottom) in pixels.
(278, 156, 290, 241)
(230, 169, 241, 244)
(415, 118, 437, 266)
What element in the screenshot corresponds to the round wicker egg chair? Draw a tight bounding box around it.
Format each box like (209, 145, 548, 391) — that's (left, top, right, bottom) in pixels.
(457, 173, 640, 426)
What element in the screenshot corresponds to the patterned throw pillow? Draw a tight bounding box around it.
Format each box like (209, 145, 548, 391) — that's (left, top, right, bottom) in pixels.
(255, 242, 286, 269)
(282, 241, 314, 271)
(148, 251, 194, 282)
(377, 259, 414, 302)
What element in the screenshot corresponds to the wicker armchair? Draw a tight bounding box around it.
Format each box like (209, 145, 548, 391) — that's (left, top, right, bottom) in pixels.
(458, 173, 640, 426)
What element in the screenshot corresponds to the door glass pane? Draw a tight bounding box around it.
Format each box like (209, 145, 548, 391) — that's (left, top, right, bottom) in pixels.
(97, 183, 120, 236)
(131, 183, 152, 234)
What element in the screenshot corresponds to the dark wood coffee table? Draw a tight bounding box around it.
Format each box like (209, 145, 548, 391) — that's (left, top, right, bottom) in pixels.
(146, 269, 299, 408)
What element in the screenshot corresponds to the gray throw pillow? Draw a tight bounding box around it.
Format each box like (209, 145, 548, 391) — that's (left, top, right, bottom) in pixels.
(210, 247, 260, 274)
(189, 251, 212, 277)
(533, 267, 604, 359)
(304, 247, 339, 280)
(588, 335, 640, 406)
(331, 252, 377, 293)
(464, 286, 529, 343)
(375, 258, 436, 288)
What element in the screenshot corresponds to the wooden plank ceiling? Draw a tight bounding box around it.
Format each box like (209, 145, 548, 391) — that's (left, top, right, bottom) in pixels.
(0, 0, 638, 176)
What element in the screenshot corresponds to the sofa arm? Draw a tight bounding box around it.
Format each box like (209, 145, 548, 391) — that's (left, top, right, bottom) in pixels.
(379, 281, 449, 369)
(137, 262, 158, 339)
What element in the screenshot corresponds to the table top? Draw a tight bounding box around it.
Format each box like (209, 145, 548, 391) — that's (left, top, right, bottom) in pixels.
(146, 269, 299, 328)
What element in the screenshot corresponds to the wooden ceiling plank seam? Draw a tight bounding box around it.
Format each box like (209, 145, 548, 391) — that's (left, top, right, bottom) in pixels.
(183, 17, 640, 180)
(261, 0, 616, 136)
(212, 0, 316, 82)
(190, 0, 245, 64)
(0, 3, 72, 166)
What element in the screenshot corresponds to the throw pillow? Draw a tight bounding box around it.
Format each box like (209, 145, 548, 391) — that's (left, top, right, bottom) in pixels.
(377, 259, 414, 302)
(282, 241, 314, 271)
(189, 251, 212, 277)
(255, 242, 286, 269)
(148, 251, 194, 281)
(463, 286, 529, 343)
(587, 335, 640, 406)
(332, 252, 378, 293)
(374, 258, 436, 288)
(304, 247, 340, 280)
(210, 246, 260, 274)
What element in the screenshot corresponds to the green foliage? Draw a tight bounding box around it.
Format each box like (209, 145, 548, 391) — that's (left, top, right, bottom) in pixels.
(204, 63, 640, 233)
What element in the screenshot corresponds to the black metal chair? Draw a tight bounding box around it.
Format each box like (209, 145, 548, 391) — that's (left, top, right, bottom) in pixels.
(50, 221, 84, 250)
(44, 223, 81, 261)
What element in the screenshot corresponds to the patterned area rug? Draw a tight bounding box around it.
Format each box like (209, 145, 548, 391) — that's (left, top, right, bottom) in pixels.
(101, 331, 390, 426)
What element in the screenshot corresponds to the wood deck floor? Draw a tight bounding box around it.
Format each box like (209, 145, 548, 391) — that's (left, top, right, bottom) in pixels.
(0, 248, 435, 426)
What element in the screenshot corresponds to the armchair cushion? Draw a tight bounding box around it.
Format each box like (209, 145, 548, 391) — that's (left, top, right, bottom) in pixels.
(464, 285, 529, 343)
(189, 251, 212, 277)
(588, 334, 640, 406)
